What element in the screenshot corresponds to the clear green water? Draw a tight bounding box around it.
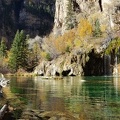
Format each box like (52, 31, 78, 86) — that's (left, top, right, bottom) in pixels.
(9, 76, 120, 119)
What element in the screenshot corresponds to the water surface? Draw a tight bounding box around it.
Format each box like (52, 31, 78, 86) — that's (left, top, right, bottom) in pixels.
(9, 76, 120, 119)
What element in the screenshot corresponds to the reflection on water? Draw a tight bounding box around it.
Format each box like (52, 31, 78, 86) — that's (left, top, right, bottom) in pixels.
(9, 76, 120, 119)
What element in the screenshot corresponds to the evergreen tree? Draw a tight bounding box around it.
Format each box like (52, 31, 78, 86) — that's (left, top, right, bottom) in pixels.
(0, 37, 7, 58)
(65, 0, 77, 30)
(93, 19, 102, 37)
(8, 30, 29, 72)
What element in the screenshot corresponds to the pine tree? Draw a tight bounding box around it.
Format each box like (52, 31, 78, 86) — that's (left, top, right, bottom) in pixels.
(93, 19, 102, 37)
(8, 30, 29, 72)
(0, 37, 7, 58)
(65, 0, 77, 30)
(8, 31, 19, 72)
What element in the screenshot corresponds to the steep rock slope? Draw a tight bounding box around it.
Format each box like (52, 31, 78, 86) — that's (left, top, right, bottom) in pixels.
(53, 0, 120, 35)
(34, 0, 120, 76)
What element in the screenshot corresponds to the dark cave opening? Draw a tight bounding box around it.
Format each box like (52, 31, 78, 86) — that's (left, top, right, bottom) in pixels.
(83, 49, 104, 76)
(62, 70, 71, 76)
(55, 72, 60, 76)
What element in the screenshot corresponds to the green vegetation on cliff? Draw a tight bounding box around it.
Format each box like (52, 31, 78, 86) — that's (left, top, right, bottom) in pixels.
(65, 0, 77, 30)
(105, 37, 120, 55)
(0, 0, 119, 75)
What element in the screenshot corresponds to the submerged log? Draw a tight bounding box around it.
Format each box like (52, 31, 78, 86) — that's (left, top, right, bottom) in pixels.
(0, 102, 8, 119)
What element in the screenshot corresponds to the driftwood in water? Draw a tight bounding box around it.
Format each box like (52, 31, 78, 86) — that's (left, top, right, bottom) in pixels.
(0, 102, 8, 119)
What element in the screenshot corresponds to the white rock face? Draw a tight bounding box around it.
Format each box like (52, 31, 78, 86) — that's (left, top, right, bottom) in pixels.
(53, 0, 120, 35)
(54, 0, 69, 35)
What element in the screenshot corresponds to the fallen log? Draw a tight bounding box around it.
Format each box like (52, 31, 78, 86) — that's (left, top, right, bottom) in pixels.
(0, 102, 8, 119)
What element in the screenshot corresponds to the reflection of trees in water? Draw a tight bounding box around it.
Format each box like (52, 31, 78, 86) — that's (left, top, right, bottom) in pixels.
(9, 76, 120, 119)
(33, 76, 84, 112)
(10, 76, 39, 109)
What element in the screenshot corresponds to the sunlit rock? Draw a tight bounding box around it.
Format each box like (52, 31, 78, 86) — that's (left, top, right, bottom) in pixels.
(53, 0, 120, 35)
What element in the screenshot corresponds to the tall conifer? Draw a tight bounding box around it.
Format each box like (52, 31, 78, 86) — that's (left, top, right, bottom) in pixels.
(93, 19, 102, 37)
(65, 0, 76, 30)
(8, 30, 28, 72)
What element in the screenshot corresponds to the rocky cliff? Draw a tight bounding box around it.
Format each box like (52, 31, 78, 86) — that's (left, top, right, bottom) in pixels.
(53, 0, 120, 35)
(34, 0, 120, 76)
(1, 0, 119, 76)
(34, 37, 114, 76)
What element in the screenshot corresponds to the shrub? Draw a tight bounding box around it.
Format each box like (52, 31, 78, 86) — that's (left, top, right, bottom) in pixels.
(65, 46, 70, 52)
(46, 53, 51, 61)
(40, 51, 51, 61)
(74, 38, 82, 47)
(63, 29, 75, 49)
(54, 29, 75, 54)
(43, 30, 75, 56)
(77, 18, 93, 39)
(105, 37, 120, 55)
(54, 35, 66, 54)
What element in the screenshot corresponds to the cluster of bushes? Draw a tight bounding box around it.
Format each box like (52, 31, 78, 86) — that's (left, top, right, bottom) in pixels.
(105, 37, 120, 55)
(42, 18, 104, 59)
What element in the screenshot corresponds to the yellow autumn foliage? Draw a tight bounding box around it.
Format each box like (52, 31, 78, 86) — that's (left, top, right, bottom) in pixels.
(40, 51, 47, 59)
(55, 29, 75, 53)
(100, 25, 107, 32)
(43, 18, 94, 56)
(54, 35, 66, 54)
(63, 29, 75, 48)
(74, 38, 82, 47)
(77, 18, 93, 39)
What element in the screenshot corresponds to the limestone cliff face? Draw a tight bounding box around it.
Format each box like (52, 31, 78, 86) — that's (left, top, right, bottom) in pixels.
(54, 0, 69, 35)
(53, 0, 120, 35)
(34, 0, 120, 77)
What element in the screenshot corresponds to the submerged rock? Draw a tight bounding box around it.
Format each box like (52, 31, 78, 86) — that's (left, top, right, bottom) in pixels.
(20, 110, 78, 120)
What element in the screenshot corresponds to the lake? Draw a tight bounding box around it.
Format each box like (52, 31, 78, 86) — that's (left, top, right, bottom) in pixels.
(8, 76, 120, 119)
